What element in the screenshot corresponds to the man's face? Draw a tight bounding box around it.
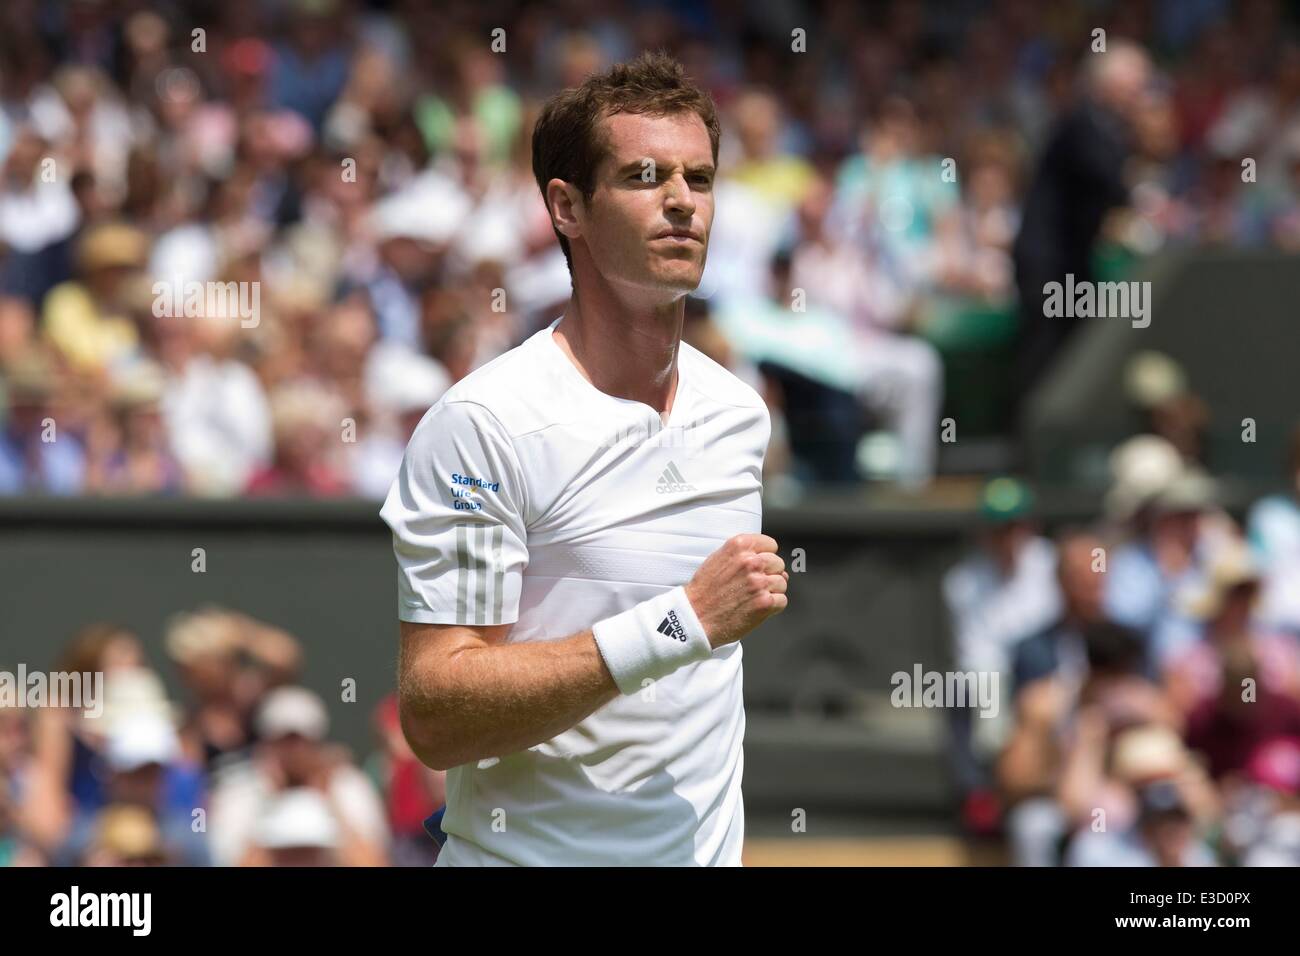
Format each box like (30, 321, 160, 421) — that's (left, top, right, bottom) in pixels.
(269, 733, 319, 784)
(567, 110, 715, 300)
(1153, 509, 1200, 552)
(110, 763, 164, 807)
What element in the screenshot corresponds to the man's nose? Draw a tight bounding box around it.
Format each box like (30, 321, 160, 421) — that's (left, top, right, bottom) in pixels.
(663, 173, 695, 214)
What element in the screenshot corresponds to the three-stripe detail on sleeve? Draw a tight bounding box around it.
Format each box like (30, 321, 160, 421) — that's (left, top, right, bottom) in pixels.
(455, 524, 506, 625)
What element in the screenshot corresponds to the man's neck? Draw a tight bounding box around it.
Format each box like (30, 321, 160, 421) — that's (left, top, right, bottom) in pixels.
(552, 282, 685, 417)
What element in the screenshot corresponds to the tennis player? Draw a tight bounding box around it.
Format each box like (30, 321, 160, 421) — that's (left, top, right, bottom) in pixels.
(381, 51, 787, 866)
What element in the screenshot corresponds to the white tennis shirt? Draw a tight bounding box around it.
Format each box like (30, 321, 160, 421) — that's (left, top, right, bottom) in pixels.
(380, 318, 770, 865)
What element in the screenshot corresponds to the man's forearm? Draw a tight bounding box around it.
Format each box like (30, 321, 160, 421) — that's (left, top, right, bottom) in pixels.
(400, 630, 622, 771)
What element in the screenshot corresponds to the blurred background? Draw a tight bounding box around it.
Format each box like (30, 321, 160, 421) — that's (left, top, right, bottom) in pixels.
(4, 0, 1300, 867)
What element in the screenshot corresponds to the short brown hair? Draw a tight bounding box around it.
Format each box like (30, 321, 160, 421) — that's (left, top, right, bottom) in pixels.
(531, 50, 721, 273)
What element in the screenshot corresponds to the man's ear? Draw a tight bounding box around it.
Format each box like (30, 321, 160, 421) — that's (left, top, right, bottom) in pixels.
(546, 178, 584, 242)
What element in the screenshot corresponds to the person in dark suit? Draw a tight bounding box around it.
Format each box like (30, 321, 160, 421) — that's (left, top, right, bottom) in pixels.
(1012, 529, 1109, 694)
(1012, 41, 1152, 422)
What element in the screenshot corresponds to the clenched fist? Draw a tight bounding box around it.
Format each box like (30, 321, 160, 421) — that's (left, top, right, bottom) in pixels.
(684, 533, 788, 649)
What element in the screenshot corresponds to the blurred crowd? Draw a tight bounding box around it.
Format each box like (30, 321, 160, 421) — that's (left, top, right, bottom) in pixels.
(0, 610, 441, 866)
(1, 0, 1298, 496)
(944, 425, 1300, 866)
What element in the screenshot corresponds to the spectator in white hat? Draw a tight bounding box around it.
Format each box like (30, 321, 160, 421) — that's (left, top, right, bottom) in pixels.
(58, 713, 211, 866)
(1102, 443, 1232, 669)
(208, 686, 389, 866)
(352, 341, 450, 499)
(248, 788, 340, 867)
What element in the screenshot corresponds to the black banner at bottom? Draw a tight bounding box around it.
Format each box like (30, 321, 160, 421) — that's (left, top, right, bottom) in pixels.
(0, 865, 1282, 942)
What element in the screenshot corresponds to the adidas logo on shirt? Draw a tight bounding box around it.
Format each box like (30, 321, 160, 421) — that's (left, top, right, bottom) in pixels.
(657, 610, 688, 642)
(656, 461, 697, 494)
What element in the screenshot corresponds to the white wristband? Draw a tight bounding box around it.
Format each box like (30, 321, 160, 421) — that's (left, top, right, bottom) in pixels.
(592, 586, 712, 696)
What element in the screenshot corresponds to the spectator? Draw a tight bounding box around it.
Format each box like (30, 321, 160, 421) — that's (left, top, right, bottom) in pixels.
(151, 308, 274, 497)
(1066, 779, 1217, 867)
(1012, 41, 1151, 408)
(80, 804, 170, 867)
(0, 352, 86, 494)
(1185, 641, 1300, 782)
(165, 608, 302, 771)
(84, 361, 185, 495)
(42, 221, 148, 374)
(0, 703, 42, 866)
(1164, 543, 1300, 716)
(57, 712, 210, 867)
(365, 696, 444, 867)
(1012, 530, 1108, 694)
(714, 250, 941, 486)
(948, 478, 1062, 682)
(208, 686, 389, 866)
(248, 788, 343, 867)
(1246, 424, 1300, 635)
(1231, 739, 1300, 867)
(245, 379, 350, 496)
(1102, 445, 1228, 668)
(944, 477, 1060, 832)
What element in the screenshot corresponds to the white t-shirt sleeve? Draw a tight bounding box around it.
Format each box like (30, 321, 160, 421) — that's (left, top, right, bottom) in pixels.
(380, 399, 528, 626)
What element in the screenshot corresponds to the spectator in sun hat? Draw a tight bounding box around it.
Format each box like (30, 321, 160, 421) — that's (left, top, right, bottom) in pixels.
(999, 619, 1174, 866)
(80, 803, 170, 866)
(85, 359, 185, 495)
(0, 350, 86, 494)
(1065, 779, 1218, 867)
(41, 221, 149, 373)
(1062, 717, 1220, 868)
(1103, 452, 1227, 670)
(166, 607, 302, 772)
(1102, 434, 1186, 526)
(208, 686, 389, 866)
(1163, 541, 1300, 716)
(1123, 351, 1210, 468)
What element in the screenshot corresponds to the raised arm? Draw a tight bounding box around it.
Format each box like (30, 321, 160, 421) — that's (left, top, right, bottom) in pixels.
(397, 533, 788, 771)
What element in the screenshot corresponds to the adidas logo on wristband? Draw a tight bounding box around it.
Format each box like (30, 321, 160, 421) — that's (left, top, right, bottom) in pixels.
(591, 587, 709, 696)
(656, 610, 688, 642)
